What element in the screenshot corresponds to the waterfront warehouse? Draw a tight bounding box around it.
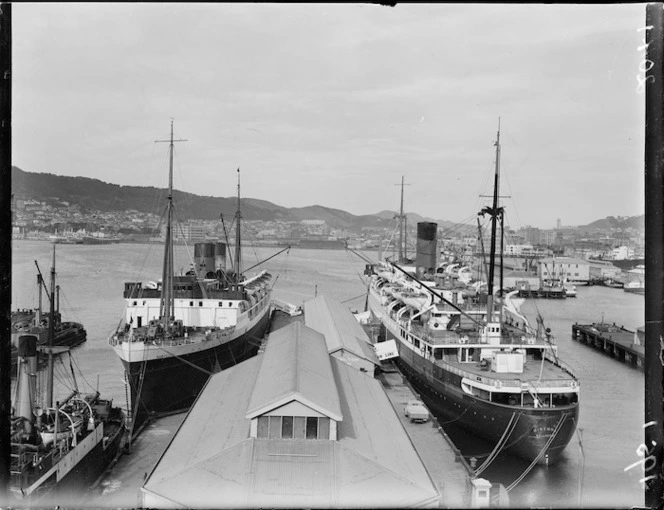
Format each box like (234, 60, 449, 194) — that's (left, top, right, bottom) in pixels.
(140, 320, 440, 508)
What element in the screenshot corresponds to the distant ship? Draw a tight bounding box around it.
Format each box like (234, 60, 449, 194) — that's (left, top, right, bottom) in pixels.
(109, 122, 274, 437)
(11, 254, 87, 371)
(48, 230, 81, 244)
(298, 236, 347, 250)
(80, 232, 121, 245)
(365, 126, 579, 465)
(624, 265, 645, 294)
(10, 250, 124, 503)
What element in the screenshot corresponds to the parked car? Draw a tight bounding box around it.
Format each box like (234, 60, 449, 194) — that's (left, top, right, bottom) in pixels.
(404, 400, 429, 423)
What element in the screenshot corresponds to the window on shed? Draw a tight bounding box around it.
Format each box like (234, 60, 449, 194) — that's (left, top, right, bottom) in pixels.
(282, 416, 293, 438)
(306, 417, 318, 439)
(257, 416, 269, 438)
(318, 417, 330, 439)
(268, 416, 281, 438)
(293, 416, 306, 439)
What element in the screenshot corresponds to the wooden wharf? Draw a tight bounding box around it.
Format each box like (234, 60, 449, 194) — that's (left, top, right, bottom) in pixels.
(571, 323, 644, 370)
(517, 289, 566, 299)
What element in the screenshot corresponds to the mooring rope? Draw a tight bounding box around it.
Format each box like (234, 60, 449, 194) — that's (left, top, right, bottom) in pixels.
(475, 412, 521, 476)
(506, 412, 568, 492)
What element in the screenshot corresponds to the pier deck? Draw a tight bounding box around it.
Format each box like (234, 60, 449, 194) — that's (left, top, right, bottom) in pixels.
(571, 323, 644, 370)
(88, 413, 186, 507)
(378, 364, 470, 508)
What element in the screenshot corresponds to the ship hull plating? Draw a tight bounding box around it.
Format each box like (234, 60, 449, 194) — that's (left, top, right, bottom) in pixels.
(386, 325, 578, 465)
(123, 310, 271, 431)
(14, 420, 125, 504)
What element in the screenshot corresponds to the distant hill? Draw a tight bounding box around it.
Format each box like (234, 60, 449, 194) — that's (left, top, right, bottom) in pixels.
(11, 166, 390, 230)
(581, 215, 644, 230)
(372, 210, 462, 231)
(12, 166, 637, 232)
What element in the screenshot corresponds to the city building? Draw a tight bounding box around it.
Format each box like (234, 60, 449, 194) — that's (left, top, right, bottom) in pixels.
(609, 245, 636, 260)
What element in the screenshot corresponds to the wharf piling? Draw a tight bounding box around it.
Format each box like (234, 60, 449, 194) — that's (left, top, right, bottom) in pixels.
(516, 289, 566, 299)
(571, 323, 644, 370)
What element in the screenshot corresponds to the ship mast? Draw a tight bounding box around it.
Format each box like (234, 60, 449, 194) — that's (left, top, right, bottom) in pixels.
(481, 118, 504, 322)
(156, 121, 186, 330)
(234, 168, 242, 280)
(46, 246, 56, 408)
(395, 176, 410, 263)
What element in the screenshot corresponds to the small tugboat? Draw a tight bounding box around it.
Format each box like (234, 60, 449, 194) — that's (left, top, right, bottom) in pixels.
(365, 124, 579, 465)
(9, 249, 125, 504)
(11, 257, 86, 372)
(109, 122, 275, 437)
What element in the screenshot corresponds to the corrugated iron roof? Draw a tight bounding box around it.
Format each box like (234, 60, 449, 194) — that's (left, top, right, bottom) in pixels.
(145, 355, 261, 484)
(245, 321, 342, 421)
(330, 357, 436, 489)
(144, 436, 439, 508)
(304, 295, 380, 366)
(142, 318, 439, 508)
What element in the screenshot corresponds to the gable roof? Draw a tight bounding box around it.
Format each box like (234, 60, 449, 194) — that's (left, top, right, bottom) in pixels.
(245, 321, 343, 421)
(143, 437, 439, 509)
(304, 295, 380, 367)
(142, 325, 439, 508)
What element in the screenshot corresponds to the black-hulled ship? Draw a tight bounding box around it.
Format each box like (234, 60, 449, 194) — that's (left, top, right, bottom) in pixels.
(109, 122, 273, 436)
(10, 250, 125, 503)
(365, 126, 579, 465)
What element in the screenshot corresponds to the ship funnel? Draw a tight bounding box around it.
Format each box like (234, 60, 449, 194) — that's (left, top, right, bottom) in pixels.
(194, 242, 216, 279)
(416, 222, 438, 279)
(214, 242, 227, 272)
(15, 335, 38, 423)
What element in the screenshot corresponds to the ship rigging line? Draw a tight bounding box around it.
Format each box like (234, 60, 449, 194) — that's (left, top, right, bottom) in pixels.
(243, 246, 291, 274)
(152, 344, 213, 377)
(506, 412, 568, 492)
(345, 245, 375, 265)
(341, 291, 369, 305)
(474, 412, 522, 477)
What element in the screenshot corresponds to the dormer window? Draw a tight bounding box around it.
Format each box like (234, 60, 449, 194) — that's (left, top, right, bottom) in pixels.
(255, 415, 332, 440)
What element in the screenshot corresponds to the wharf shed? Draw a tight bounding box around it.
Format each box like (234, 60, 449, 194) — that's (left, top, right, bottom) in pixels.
(538, 256, 590, 282)
(502, 270, 540, 291)
(304, 294, 381, 374)
(140, 320, 440, 508)
(588, 259, 622, 280)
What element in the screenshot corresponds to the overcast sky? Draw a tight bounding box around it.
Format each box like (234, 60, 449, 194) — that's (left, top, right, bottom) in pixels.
(13, 3, 646, 229)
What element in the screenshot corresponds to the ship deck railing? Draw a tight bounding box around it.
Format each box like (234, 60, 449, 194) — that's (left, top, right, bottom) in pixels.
(405, 320, 545, 347)
(435, 357, 578, 391)
(10, 450, 38, 475)
(109, 325, 235, 347)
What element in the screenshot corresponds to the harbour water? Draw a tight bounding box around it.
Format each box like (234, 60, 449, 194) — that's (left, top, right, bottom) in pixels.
(10, 240, 644, 508)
